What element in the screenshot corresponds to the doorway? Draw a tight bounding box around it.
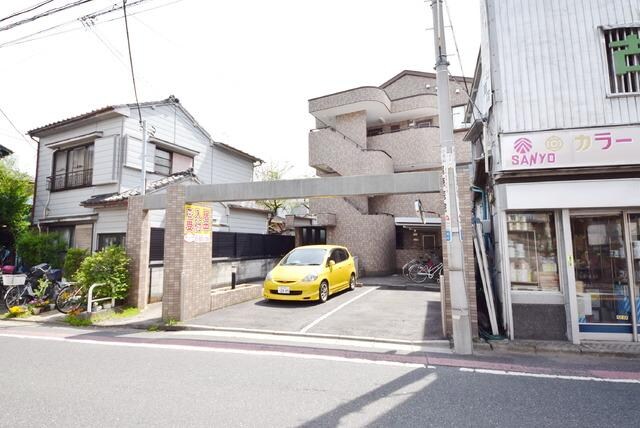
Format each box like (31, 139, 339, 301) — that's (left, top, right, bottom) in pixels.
(570, 212, 638, 340)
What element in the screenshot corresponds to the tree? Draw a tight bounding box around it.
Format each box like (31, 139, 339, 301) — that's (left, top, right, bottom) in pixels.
(0, 157, 33, 242)
(254, 161, 294, 217)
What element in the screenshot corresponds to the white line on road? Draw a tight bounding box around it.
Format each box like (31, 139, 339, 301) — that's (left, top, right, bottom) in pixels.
(299, 287, 378, 334)
(459, 367, 640, 384)
(0, 332, 427, 369)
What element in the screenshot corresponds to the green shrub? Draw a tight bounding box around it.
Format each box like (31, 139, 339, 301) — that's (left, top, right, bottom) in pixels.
(64, 314, 92, 327)
(63, 248, 90, 281)
(16, 230, 67, 268)
(75, 246, 130, 300)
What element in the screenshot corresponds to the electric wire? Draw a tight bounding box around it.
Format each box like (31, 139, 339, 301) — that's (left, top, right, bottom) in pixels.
(0, 0, 185, 49)
(0, 0, 97, 32)
(0, 0, 55, 23)
(0, 106, 38, 150)
(122, 0, 142, 123)
(443, 0, 469, 93)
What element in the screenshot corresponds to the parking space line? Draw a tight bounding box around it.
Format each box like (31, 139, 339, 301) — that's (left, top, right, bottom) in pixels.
(299, 287, 378, 334)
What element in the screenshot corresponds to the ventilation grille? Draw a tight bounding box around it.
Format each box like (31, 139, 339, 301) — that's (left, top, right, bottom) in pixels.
(604, 26, 640, 95)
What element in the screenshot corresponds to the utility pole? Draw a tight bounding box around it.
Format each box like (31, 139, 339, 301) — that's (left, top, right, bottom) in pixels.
(430, 0, 473, 354)
(141, 120, 147, 195)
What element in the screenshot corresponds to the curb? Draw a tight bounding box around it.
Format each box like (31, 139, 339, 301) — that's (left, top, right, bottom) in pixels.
(177, 324, 452, 348)
(474, 340, 640, 359)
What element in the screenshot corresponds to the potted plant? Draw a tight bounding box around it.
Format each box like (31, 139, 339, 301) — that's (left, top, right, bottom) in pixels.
(29, 278, 51, 315)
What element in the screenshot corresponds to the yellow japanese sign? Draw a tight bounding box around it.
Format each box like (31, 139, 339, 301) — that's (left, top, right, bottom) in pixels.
(184, 204, 212, 243)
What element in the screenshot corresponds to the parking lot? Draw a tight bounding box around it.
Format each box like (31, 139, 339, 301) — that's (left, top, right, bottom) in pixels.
(188, 283, 445, 342)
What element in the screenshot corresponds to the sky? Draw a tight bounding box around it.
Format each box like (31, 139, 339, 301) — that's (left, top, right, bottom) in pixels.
(0, 0, 481, 178)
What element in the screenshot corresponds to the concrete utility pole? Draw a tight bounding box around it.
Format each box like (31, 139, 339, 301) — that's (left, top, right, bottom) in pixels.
(141, 120, 147, 195)
(430, 0, 473, 354)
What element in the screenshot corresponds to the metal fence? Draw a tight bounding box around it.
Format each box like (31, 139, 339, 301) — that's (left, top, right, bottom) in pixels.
(149, 229, 295, 262)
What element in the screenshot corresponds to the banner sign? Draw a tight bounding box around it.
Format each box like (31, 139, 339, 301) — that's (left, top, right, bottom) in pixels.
(441, 147, 453, 241)
(500, 126, 640, 170)
(184, 204, 212, 243)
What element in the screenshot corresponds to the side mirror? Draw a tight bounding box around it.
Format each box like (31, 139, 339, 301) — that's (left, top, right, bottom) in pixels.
(328, 260, 336, 269)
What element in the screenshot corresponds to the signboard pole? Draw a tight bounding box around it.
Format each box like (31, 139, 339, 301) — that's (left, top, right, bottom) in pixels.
(431, 0, 472, 354)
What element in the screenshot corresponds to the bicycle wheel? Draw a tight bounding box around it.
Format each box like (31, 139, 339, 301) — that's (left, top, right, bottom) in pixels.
(55, 285, 83, 314)
(408, 264, 428, 283)
(4, 287, 27, 308)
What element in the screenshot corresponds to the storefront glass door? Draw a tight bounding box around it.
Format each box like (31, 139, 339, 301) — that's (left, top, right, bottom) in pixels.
(629, 213, 640, 332)
(570, 214, 633, 336)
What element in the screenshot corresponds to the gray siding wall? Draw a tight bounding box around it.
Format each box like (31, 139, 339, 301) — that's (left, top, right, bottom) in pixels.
(228, 209, 268, 234)
(33, 117, 123, 223)
(489, 0, 640, 134)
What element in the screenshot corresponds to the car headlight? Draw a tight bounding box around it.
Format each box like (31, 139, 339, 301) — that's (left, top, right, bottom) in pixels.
(265, 271, 273, 281)
(301, 273, 319, 283)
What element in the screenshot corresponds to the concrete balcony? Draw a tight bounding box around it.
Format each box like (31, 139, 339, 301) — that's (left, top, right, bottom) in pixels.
(309, 128, 394, 176)
(315, 213, 337, 227)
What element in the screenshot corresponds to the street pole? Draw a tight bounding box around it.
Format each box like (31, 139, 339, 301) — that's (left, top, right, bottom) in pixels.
(430, 0, 473, 354)
(141, 119, 147, 196)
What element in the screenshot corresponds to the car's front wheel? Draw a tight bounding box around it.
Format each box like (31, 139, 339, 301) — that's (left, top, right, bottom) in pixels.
(348, 273, 356, 291)
(318, 281, 329, 303)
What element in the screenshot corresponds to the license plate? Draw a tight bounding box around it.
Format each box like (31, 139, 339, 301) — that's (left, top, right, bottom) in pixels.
(277, 286, 290, 294)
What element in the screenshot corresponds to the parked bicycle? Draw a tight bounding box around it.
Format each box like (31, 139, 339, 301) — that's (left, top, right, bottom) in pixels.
(3, 263, 64, 308)
(55, 282, 86, 314)
(402, 253, 443, 284)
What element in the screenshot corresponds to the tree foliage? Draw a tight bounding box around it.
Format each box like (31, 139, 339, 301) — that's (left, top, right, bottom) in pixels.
(253, 161, 294, 216)
(63, 247, 90, 281)
(0, 158, 32, 239)
(75, 246, 130, 300)
(15, 230, 67, 268)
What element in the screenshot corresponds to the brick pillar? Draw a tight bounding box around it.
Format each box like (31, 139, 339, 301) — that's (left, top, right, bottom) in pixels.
(162, 185, 213, 321)
(126, 196, 150, 309)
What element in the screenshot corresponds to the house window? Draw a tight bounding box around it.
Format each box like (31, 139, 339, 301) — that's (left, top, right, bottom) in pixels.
(47, 226, 74, 248)
(452, 105, 469, 129)
(48, 144, 94, 191)
(604, 27, 640, 95)
(97, 233, 126, 251)
(367, 127, 383, 137)
(389, 124, 401, 133)
(154, 148, 172, 175)
(415, 119, 433, 128)
(395, 226, 405, 249)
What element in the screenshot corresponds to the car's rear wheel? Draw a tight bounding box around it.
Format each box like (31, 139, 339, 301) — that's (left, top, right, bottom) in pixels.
(348, 273, 356, 291)
(318, 281, 329, 303)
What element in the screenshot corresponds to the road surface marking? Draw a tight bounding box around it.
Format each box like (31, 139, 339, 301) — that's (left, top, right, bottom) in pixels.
(459, 367, 640, 384)
(299, 286, 377, 333)
(0, 332, 427, 369)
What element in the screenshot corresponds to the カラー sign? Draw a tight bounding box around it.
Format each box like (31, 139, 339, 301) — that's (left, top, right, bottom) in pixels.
(184, 204, 212, 243)
(500, 126, 640, 170)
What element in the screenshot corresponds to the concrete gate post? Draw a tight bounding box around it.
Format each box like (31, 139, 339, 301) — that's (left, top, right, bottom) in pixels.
(126, 195, 150, 309)
(162, 185, 213, 322)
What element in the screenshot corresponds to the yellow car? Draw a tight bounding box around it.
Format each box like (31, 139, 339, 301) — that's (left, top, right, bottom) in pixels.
(263, 245, 357, 303)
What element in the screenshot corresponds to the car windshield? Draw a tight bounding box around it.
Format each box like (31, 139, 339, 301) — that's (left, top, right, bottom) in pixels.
(280, 248, 327, 266)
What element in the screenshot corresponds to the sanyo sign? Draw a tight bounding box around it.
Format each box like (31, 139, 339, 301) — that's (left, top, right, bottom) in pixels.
(500, 126, 640, 171)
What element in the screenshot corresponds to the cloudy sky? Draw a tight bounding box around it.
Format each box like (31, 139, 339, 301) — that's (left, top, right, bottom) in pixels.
(0, 0, 481, 177)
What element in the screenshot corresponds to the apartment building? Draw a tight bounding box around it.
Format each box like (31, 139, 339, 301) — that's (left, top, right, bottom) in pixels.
(303, 70, 478, 334)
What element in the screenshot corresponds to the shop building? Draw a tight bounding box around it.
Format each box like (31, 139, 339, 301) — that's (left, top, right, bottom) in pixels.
(466, 0, 640, 342)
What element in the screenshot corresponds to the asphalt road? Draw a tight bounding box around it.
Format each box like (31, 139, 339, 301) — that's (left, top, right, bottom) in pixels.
(0, 326, 639, 427)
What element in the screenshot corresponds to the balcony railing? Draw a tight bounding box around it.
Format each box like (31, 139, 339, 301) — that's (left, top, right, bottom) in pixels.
(46, 169, 93, 191)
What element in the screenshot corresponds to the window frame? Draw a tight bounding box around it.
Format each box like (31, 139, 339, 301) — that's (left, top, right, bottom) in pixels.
(154, 147, 173, 176)
(97, 233, 126, 251)
(49, 143, 94, 191)
(601, 25, 640, 97)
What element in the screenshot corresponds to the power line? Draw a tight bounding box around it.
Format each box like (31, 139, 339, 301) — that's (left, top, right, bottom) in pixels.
(0, 0, 184, 49)
(443, 0, 469, 93)
(122, 0, 142, 123)
(0, 105, 38, 150)
(0, 0, 96, 32)
(0, 0, 55, 23)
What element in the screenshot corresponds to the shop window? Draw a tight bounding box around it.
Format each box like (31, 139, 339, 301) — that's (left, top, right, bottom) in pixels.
(97, 233, 126, 251)
(604, 27, 640, 95)
(507, 212, 559, 292)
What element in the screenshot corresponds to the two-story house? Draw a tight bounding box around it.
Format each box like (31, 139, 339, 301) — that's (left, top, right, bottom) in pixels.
(466, 0, 640, 343)
(28, 96, 267, 253)
(302, 70, 478, 336)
